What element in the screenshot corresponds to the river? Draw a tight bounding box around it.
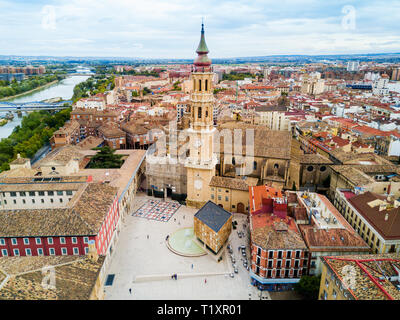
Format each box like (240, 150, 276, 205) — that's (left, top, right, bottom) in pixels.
(0, 74, 91, 139)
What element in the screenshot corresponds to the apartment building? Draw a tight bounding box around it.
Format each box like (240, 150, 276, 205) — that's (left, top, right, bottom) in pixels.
(254, 105, 290, 131)
(0, 182, 119, 258)
(290, 191, 370, 275)
(249, 185, 308, 291)
(333, 188, 400, 254)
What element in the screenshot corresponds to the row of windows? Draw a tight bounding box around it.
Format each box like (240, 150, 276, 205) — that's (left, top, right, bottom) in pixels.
(256, 248, 303, 260)
(255, 258, 301, 269)
(255, 267, 301, 278)
(1, 197, 71, 205)
(1, 247, 88, 257)
(0, 237, 89, 246)
(5, 190, 73, 197)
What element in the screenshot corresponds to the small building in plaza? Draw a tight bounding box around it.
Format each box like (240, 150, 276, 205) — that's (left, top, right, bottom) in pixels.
(193, 201, 232, 255)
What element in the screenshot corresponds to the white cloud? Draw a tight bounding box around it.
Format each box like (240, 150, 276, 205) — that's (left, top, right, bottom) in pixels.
(0, 0, 399, 57)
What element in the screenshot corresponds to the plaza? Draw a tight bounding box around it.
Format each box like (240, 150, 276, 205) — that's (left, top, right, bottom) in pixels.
(104, 193, 271, 300)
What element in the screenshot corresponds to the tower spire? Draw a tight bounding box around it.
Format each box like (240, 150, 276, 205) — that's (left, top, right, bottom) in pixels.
(194, 22, 211, 70)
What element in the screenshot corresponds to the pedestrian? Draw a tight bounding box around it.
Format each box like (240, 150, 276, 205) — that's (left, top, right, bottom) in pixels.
(147, 235, 149, 239)
(204, 278, 207, 284)
(129, 288, 132, 294)
(191, 264, 193, 269)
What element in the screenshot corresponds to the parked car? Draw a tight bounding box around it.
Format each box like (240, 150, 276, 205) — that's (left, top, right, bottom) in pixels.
(234, 268, 238, 274)
(239, 245, 246, 250)
(230, 273, 234, 278)
(231, 258, 236, 263)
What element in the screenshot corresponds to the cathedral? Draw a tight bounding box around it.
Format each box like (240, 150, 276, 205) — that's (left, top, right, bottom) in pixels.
(145, 24, 292, 210)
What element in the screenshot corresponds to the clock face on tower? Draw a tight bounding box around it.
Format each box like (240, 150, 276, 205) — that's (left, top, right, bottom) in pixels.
(194, 179, 203, 190)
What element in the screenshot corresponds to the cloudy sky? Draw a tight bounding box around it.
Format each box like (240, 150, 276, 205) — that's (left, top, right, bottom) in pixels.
(1, 0, 400, 59)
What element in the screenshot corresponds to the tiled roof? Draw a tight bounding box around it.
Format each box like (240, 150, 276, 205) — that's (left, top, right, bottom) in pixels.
(348, 192, 400, 240)
(322, 254, 400, 300)
(0, 255, 105, 300)
(35, 145, 86, 167)
(209, 176, 258, 191)
(294, 153, 333, 164)
(217, 122, 291, 159)
(299, 225, 370, 251)
(98, 121, 125, 138)
(9, 157, 30, 165)
(251, 214, 307, 250)
(76, 136, 104, 150)
(0, 183, 117, 237)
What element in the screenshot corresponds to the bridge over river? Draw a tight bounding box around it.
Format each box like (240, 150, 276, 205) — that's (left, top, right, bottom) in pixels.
(0, 100, 72, 112)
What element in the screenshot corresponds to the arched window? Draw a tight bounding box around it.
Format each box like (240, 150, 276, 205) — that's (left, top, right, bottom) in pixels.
(253, 161, 257, 170)
(274, 163, 279, 169)
(205, 79, 208, 91)
(205, 110, 208, 118)
(198, 107, 202, 119)
(199, 79, 202, 91)
(232, 157, 236, 165)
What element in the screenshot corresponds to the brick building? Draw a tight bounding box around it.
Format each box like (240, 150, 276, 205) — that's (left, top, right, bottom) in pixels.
(97, 121, 126, 149)
(50, 120, 81, 150)
(289, 191, 370, 275)
(0, 182, 119, 258)
(249, 185, 308, 291)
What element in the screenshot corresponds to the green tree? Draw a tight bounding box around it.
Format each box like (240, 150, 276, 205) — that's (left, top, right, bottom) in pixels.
(143, 87, 152, 95)
(87, 146, 124, 168)
(294, 275, 321, 300)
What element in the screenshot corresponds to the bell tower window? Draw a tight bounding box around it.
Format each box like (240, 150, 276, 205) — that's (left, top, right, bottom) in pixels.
(205, 79, 208, 91)
(198, 107, 202, 119)
(199, 80, 202, 92)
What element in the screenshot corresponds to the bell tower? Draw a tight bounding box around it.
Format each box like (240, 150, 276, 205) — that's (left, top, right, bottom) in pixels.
(185, 23, 217, 208)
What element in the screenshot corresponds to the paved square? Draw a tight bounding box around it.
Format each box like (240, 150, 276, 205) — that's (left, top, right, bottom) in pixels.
(132, 199, 181, 222)
(105, 194, 270, 300)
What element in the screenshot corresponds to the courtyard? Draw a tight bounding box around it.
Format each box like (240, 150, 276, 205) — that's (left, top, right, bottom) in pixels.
(104, 193, 271, 300)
